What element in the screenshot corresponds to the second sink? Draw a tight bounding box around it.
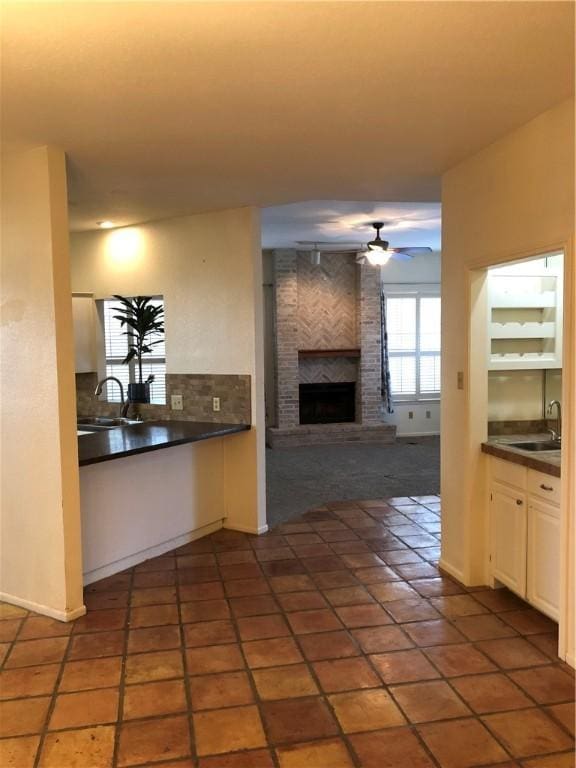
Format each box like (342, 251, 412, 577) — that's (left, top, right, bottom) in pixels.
(509, 440, 561, 452)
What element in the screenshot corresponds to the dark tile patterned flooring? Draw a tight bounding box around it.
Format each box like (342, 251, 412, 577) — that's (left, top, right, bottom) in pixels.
(0, 495, 574, 767)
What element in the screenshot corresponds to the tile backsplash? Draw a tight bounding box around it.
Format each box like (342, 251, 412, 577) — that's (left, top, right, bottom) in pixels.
(76, 372, 251, 424)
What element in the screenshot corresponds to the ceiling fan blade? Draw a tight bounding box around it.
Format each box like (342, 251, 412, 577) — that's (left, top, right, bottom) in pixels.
(389, 251, 414, 262)
(393, 247, 433, 254)
(296, 240, 361, 246)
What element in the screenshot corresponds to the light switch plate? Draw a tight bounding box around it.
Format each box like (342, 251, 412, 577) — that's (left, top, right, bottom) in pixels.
(171, 394, 183, 410)
(213, 397, 221, 412)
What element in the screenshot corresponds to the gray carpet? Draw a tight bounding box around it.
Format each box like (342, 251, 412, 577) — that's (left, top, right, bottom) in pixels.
(265, 436, 440, 528)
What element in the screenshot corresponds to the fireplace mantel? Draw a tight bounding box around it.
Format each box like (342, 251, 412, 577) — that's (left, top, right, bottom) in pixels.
(298, 348, 360, 359)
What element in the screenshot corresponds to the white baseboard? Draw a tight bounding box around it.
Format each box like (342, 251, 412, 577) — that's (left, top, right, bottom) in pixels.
(438, 557, 466, 585)
(0, 593, 86, 623)
(224, 522, 269, 535)
(83, 519, 223, 585)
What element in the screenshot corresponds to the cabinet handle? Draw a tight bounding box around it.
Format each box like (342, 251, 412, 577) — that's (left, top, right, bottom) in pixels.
(516, 499, 523, 505)
(540, 484, 554, 492)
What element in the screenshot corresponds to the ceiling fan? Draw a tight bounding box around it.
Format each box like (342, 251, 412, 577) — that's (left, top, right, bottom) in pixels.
(357, 222, 432, 265)
(296, 222, 432, 266)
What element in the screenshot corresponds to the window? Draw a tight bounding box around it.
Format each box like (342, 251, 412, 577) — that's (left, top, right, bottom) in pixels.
(100, 297, 166, 404)
(385, 293, 441, 399)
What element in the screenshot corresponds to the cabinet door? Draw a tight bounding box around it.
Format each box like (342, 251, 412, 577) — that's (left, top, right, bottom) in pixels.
(490, 483, 527, 598)
(72, 296, 96, 373)
(527, 499, 560, 621)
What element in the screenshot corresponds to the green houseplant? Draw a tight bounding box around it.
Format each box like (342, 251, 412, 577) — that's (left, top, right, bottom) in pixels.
(112, 295, 165, 403)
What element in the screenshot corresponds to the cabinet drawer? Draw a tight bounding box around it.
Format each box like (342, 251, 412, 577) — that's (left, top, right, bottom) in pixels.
(491, 457, 527, 490)
(528, 470, 561, 505)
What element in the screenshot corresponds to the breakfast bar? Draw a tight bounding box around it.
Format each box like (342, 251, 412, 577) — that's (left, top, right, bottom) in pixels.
(78, 421, 251, 585)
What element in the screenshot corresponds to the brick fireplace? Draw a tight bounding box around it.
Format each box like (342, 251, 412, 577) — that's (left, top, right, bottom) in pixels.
(266, 250, 395, 448)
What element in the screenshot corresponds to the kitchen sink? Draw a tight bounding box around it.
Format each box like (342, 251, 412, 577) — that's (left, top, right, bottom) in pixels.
(509, 440, 561, 452)
(77, 417, 142, 431)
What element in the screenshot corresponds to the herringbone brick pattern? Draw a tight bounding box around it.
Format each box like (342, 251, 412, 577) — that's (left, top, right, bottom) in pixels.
(297, 253, 358, 350)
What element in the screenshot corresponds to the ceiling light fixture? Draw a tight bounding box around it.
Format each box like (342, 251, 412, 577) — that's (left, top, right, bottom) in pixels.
(365, 250, 391, 266)
(98, 220, 115, 229)
(363, 222, 391, 265)
(311, 246, 321, 266)
(366, 222, 389, 253)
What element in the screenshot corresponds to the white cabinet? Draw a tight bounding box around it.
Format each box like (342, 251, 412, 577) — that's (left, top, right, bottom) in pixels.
(490, 483, 527, 596)
(527, 498, 560, 621)
(488, 259, 563, 370)
(488, 457, 560, 621)
(72, 295, 97, 373)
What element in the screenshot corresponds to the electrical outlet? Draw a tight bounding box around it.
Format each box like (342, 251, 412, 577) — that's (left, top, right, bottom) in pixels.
(426, 410, 431, 419)
(171, 394, 183, 411)
(212, 397, 221, 412)
(408, 411, 413, 419)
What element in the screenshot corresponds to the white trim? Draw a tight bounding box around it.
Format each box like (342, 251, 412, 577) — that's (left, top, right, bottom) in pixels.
(438, 557, 466, 585)
(224, 522, 269, 536)
(0, 594, 87, 623)
(82, 519, 223, 585)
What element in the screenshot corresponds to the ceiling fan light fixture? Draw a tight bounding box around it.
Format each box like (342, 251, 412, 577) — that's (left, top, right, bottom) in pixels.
(365, 250, 391, 266)
(366, 222, 390, 253)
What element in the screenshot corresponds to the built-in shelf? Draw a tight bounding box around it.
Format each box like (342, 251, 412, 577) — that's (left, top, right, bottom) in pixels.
(488, 264, 563, 371)
(491, 322, 555, 339)
(491, 291, 555, 309)
(298, 348, 361, 359)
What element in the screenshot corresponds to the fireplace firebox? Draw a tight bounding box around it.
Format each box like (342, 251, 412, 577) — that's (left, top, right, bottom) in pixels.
(299, 382, 356, 425)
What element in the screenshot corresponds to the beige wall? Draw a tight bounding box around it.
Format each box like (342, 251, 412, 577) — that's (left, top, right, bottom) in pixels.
(0, 146, 84, 619)
(441, 99, 574, 663)
(487, 369, 563, 422)
(70, 207, 266, 533)
(487, 370, 544, 421)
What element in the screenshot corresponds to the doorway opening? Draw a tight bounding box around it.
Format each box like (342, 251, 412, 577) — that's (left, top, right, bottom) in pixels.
(261, 201, 442, 529)
(483, 251, 563, 627)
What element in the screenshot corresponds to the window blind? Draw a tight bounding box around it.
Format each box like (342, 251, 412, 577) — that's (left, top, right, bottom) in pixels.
(385, 294, 441, 398)
(101, 298, 167, 405)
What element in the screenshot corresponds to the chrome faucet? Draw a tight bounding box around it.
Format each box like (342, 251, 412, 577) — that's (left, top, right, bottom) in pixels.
(94, 377, 130, 418)
(546, 400, 562, 443)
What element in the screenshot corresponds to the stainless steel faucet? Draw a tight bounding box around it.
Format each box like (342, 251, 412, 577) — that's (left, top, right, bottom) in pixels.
(546, 400, 562, 443)
(94, 377, 130, 418)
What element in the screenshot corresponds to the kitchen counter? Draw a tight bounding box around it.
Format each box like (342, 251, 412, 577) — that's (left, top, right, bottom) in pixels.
(481, 434, 561, 477)
(78, 420, 250, 466)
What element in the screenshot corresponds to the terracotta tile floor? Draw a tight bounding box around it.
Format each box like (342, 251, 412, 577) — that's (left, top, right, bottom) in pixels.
(1, 495, 574, 767)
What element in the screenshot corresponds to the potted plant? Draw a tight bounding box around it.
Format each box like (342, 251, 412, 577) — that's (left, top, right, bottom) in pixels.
(112, 295, 165, 403)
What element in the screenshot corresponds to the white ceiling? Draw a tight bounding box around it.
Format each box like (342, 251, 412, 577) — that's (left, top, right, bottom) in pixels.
(1, 2, 573, 231)
(261, 200, 441, 250)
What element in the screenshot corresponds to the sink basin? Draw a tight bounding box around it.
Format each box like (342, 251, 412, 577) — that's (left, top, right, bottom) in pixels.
(509, 440, 561, 452)
(77, 417, 142, 431)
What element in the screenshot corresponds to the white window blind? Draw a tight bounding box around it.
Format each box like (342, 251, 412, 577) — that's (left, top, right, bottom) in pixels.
(385, 293, 441, 399)
(101, 298, 166, 405)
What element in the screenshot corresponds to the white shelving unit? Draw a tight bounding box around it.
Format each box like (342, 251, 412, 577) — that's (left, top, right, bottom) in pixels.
(488, 257, 563, 370)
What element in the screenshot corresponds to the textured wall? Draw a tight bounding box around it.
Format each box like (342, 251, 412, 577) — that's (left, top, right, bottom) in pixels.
(273, 250, 382, 428)
(299, 358, 358, 384)
(297, 253, 357, 349)
(274, 250, 300, 428)
(76, 372, 251, 424)
(358, 264, 383, 425)
(1, 146, 83, 619)
(441, 94, 574, 671)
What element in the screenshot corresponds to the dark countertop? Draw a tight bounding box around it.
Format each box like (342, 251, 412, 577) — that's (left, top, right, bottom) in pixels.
(481, 434, 561, 477)
(78, 421, 250, 466)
